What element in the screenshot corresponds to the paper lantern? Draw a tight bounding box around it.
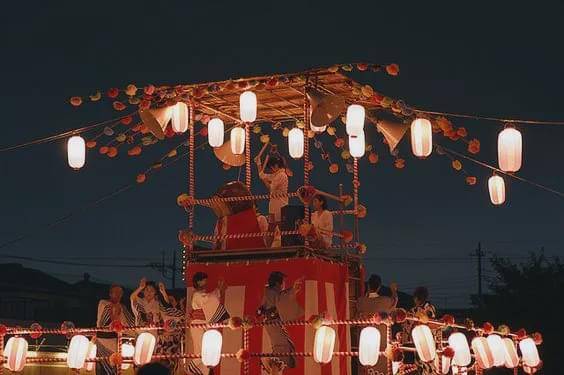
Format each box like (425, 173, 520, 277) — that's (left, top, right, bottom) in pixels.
(67, 136, 86, 170)
(313, 326, 336, 364)
(202, 329, 222, 367)
(121, 342, 135, 370)
(349, 132, 365, 158)
(502, 338, 519, 368)
(411, 118, 432, 158)
(392, 361, 401, 374)
(346, 104, 365, 136)
(472, 337, 494, 369)
(519, 338, 540, 368)
(67, 335, 90, 369)
(240, 91, 257, 122)
(486, 334, 505, 366)
(171, 102, 189, 133)
(434, 355, 451, 374)
(359, 326, 380, 366)
(498, 127, 522, 172)
(230, 127, 246, 155)
(488, 175, 506, 205)
(288, 128, 304, 159)
(134, 332, 156, 366)
(85, 342, 97, 372)
(4, 337, 28, 372)
(208, 118, 224, 148)
(412, 325, 436, 362)
(448, 332, 471, 367)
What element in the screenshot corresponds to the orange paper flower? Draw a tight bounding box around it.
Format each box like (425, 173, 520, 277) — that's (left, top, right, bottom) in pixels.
(69, 96, 82, 106)
(465, 176, 477, 185)
(394, 158, 405, 169)
(468, 138, 480, 154)
(329, 163, 339, 174)
(113, 101, 126, 111)
(368, 152, 379, 164)
(86, 140, 97, 149)
(452, 160, 462, 171)
(385, 63, 400, 76)
(107, 147, 118, 158)
(136, 174, 146, 184)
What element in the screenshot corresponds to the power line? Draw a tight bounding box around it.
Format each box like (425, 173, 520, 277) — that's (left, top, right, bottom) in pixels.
(0, 253, 154, 268)
(415, 108, 564, 126)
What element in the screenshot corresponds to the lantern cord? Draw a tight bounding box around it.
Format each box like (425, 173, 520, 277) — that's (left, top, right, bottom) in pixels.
(414, 108, 564, 126)
(0, 112, 137, 152)
(439, 145, 564, 199)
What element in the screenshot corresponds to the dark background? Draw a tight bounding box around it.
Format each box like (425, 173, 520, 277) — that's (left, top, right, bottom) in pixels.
(0, 1, 563, 309)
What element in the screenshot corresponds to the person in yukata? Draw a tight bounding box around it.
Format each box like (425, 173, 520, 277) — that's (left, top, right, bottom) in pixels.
(311, 194, 333, 248)
(255, 153, 289, 223)
(356, 274, 398, 318)
(96, 284, 135, 375)
(186, 272, 229, 375)
(257, 272, 304, 375)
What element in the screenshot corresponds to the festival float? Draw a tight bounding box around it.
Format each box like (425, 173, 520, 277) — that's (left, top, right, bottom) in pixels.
(0, 63, 547, 375)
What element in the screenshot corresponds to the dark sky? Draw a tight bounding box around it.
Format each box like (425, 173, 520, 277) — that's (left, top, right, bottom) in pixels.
(1, 1, 563, 308)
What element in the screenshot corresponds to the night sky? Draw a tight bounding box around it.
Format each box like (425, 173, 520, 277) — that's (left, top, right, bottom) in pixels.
(1, 1, 563, 308)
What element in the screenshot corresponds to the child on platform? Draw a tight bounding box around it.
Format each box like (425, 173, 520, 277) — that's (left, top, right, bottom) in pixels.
(255, 153, 289, 223)
(311, 194, 333, 248)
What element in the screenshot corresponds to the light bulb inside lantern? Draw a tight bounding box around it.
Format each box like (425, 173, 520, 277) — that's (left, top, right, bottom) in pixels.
(346, 104, 365, 136)
(488, 175, 506, 205)
(497, 127, 522, 172)
(230, 127, 246, 155)
(411, 118, 433, 158)
(349, 132, 366, 158)
(288, 128, 304, 159)
(171, 102, 189, 133)
(208, 118, 225, 148)
(240, 91, 257, 122)
(67, 135, 86, 170)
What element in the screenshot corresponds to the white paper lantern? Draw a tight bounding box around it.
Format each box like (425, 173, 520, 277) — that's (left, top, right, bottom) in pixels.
(519, 338, 540, 368)
(208, 118, 224, 148)
(349, 132, 365, 158)
(67, 335, 90, 369)
(434, 355, 451, 374)
(448, 332, 471, 367)
(411, 118, 433, 158)
(502, 337, 519, 369)
(134, 332, 156, 366)
(472, 337, 494, 369)
(230, 127, 246, 155)
(202, 329, 222, 367)
(67, 136, 86, 170)
(346, 104, 365, 136)
(412, 325, 436, 362)
(171, 102, 189, 133)
(85, 342, 97, 372)
(121, 342, 135, 370)
(498, 127, 522, 172)
(359, 326, 380, 366)
(288, 128, 304, 159)
(240, 91, 257, 122)
(392, 361, 401, 374)
(313, 326, 336, 364)
(488, 175, 506, 205)
(4, 337, 28, 372)
(486, 334, 505, 367)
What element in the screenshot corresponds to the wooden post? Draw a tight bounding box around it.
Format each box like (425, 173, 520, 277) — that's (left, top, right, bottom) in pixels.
(353, 157, 360, 243)
(245, 123, 251, 190)
(303, 82, 311, 247)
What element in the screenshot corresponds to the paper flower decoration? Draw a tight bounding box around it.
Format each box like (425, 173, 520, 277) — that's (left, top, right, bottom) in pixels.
(452, 160, 462, 171)
(465, 176, 477, 185)
(70, 96, 82, 106)
(136, 174, 146, 184)
(113, 101, 126, 111)
(468, 138, 480, 154)
(89, 91, 101, 101)
(385, 63, 400, 76)
(107, 88, 119, 98)
(125, 84, 138, 96)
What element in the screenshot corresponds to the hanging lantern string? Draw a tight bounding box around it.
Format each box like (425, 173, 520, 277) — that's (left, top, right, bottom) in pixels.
(415, 108, 564, 126)
(0, 112, 138, 152)
(439, 144, 564, 199)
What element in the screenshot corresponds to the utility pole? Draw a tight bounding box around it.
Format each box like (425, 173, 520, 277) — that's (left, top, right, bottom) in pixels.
(470, 242, 485, 309)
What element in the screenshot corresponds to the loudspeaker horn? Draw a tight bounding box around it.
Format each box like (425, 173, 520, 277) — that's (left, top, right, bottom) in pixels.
(214, 140, 245, 167)
(376, 119, 409, 153)
(307, 89, 346, 132)
(139, 106, 173, 140)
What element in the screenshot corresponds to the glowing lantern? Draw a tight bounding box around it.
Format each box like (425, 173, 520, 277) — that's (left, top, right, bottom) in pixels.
(4, 337, 28, 372)
(346, 104, 365, 136)
(67, 335, 90, 369)
(85, 342, 97, 372)
(67, 136, 86, 170)
(486, 334, 505, 366)
(349, 132, 365, 158)
(201, 329, 222, 367)
(519, 338, 540, 368)
(488, 175, 506, 205)
(240, 91, 257, 122)
(412, 325, 436, 362)
(230, 127, 246, 155)
(134, 332, 156, 366)
(288, 128, 304, 159)
(313, 326, 336, 364)
(121, 342, 135, 370)
(392, 361, 401, 374)
(208, 118, 224, 148)
(498, 127, 522, 172)
(358, 326, 380, 366)
(448, 332, 471, 367)
(434, 355, 451, 374)
(502, 338, 519, 368)
(171, 102, 189, 133)
(471, 337, 494, 369)
(411, 118, 433, 158)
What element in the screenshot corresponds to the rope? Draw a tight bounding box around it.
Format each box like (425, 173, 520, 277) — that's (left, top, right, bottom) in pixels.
(194, 230, 300, 242)
(414, 108, 564, 126)
(245, 123, 251, 189)
(190, 192, 299, 206)
(303, 83, 311, 247)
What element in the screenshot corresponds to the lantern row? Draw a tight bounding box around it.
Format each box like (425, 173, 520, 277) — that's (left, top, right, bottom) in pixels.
(3, 325, 540, 373)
